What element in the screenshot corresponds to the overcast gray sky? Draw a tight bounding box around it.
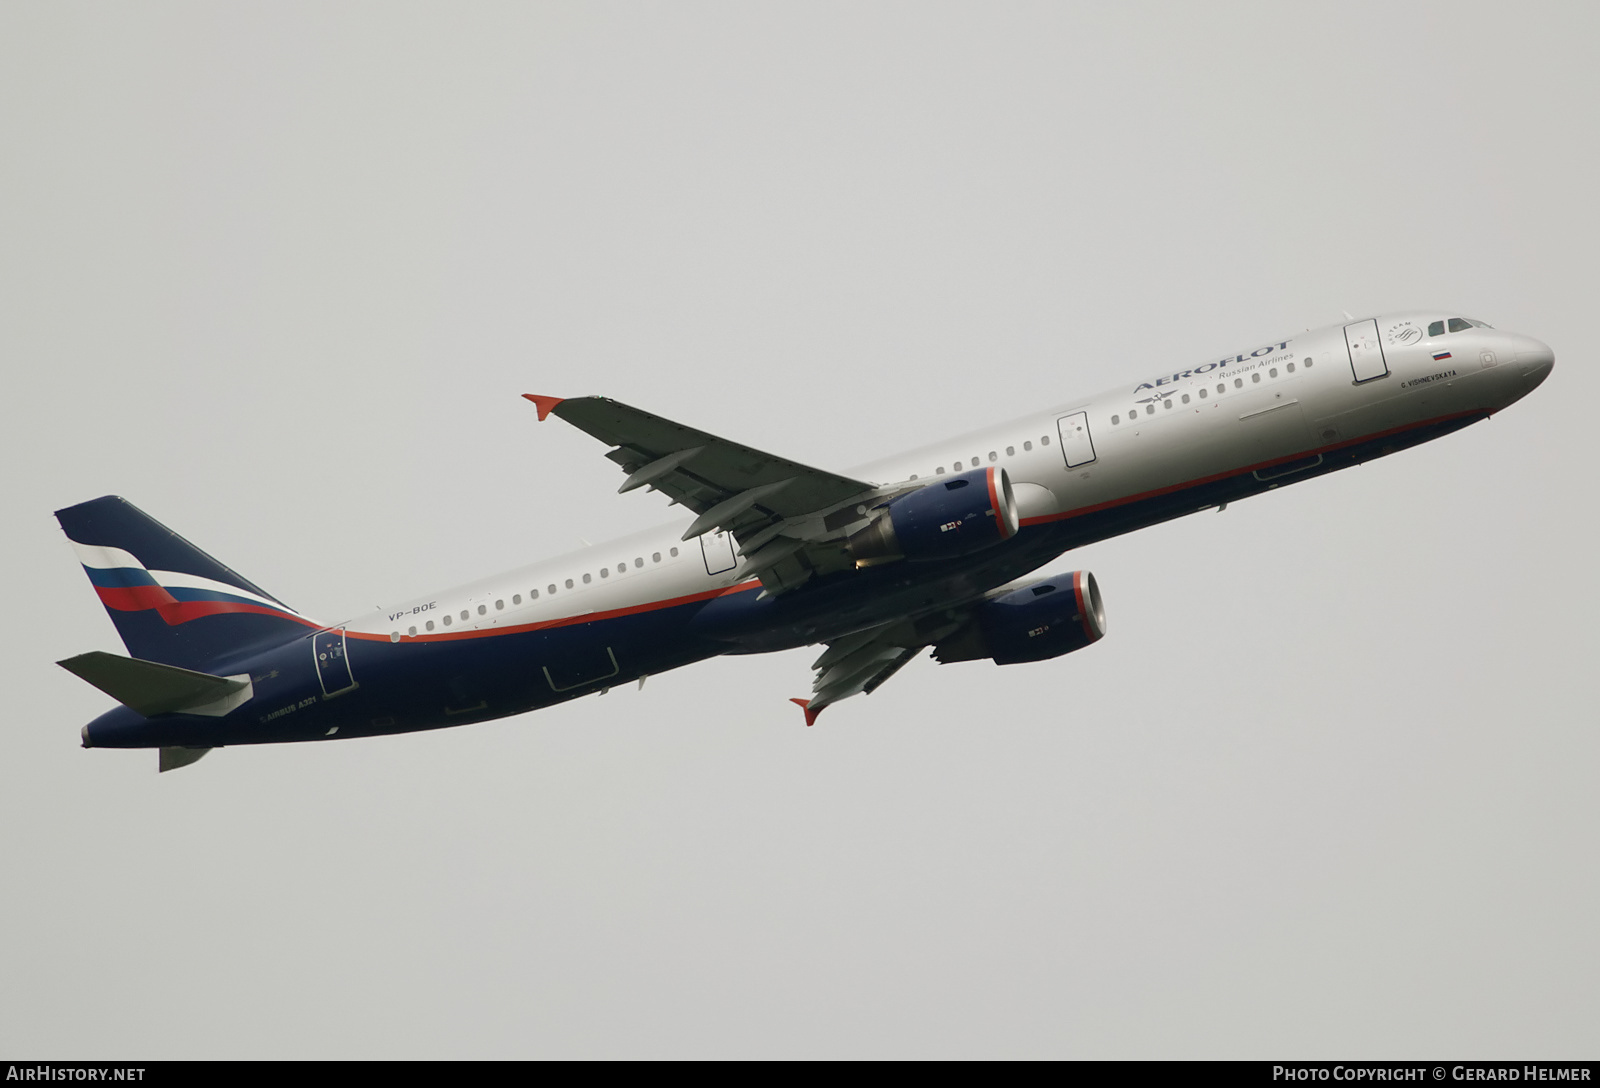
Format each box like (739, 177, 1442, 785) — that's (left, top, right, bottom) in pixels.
(3, 1, 1595, 1059)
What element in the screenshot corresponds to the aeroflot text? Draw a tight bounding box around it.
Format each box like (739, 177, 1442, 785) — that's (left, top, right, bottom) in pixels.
(1272, 1069, 1591, 1082)
(1132, 341, 1293, 392)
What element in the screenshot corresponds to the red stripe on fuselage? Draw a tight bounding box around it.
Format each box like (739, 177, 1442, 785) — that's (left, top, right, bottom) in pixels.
(1017, 409, 1482, 528)
(346, 579, 764, 643)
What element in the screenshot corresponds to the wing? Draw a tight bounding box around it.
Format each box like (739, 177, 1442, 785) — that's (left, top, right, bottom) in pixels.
(526, 393, 904, 592)
(791, 611, 970, 725)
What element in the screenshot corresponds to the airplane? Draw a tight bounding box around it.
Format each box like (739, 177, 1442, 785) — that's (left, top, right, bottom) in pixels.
(56, 311, 1554, 771)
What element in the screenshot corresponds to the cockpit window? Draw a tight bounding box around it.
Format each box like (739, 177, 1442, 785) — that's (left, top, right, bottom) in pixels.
(1428, 320, 1445, 336)
(1448, 317, 1472, 333)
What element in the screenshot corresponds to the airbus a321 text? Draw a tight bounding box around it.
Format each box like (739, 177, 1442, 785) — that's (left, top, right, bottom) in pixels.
(57, 312, 1553, 771)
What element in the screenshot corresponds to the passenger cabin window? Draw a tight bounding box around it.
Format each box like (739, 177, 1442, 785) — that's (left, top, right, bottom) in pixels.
(1111, 414, 1120, 425)
(1023, 441, 1032, 451)
(582, 573, 592, 584)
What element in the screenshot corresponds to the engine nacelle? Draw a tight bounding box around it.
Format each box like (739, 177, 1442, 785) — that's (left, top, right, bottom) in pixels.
(933, 571, 1107, 665)
(847, 467, 1020, 566)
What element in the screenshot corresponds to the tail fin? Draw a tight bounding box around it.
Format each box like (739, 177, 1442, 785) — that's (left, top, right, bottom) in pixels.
(55, 496, 317, 671)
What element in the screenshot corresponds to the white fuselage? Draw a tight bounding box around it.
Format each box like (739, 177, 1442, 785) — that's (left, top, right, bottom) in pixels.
(347, 312, 1554, 645)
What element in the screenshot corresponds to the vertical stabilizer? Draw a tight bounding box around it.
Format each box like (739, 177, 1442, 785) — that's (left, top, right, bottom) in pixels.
(56, 496, 316, 671)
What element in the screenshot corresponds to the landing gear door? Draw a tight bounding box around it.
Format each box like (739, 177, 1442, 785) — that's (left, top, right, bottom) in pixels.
(1344, 319, 1390, 383)
(1056, 411, 1097, 468)
(314, 628, 357, 698)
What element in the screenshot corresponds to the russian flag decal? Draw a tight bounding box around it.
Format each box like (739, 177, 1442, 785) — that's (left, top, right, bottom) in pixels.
(1432, 350, 1453, 361)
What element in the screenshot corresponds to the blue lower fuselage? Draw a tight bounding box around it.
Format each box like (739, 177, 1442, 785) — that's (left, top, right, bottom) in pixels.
(81, 411, 1482, 750)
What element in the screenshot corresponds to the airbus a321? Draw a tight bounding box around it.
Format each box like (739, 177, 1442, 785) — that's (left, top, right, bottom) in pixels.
(57, 312, 1554, 770)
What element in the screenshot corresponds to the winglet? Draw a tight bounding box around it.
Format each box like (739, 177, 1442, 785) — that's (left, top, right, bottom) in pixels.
(789, 697, 823, 727)
(521, 394, 565, 422)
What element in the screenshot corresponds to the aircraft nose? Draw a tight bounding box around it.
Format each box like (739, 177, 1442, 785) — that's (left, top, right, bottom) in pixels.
(1513, 336, 1555, 389)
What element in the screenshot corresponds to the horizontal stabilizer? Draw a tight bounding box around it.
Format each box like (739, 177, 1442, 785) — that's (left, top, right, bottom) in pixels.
(58, 651, 252, 718)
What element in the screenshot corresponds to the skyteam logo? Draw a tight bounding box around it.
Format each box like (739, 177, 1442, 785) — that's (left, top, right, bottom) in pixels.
(70, 540, 309, 627)
(1386, 321, 1423, 346)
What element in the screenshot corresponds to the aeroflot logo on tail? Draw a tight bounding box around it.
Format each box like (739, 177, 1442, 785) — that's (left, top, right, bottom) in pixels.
(1133, 340, 1293, 393)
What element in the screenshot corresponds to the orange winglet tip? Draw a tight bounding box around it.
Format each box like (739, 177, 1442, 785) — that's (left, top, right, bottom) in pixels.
(521, 394, 565, 422)
(789, 697, 822, 727)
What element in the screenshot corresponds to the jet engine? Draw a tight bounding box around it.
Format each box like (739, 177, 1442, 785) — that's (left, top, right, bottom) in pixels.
(846, 467, 1020, 567)
(933, 571, 1106, 665)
